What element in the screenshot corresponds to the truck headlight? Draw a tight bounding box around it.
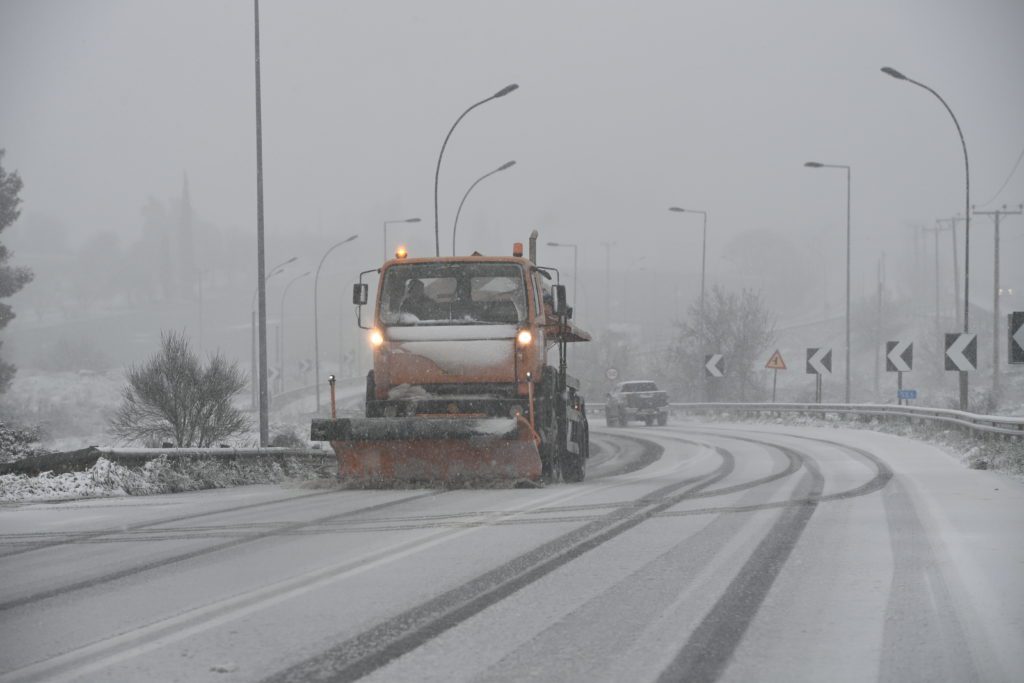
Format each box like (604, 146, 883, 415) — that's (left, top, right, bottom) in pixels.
(369, 329, 384, 347)
(516, 329, 533, 346)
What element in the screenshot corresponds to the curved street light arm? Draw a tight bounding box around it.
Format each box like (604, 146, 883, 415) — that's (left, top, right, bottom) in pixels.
(883, 68, 970, 331)
(452, 161, 516, 256)
(313, 234, 358, 412)
(433, 85, 518, 257)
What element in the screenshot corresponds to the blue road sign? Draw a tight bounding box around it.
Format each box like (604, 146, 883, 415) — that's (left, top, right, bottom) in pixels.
(898, 389, 917, 400)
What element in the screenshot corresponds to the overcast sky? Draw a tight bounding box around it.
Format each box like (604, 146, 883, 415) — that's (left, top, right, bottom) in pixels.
(2, 0, 1023, 305)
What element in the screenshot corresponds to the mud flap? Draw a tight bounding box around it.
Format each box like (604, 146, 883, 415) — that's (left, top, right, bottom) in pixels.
(311, 416, 542, 484)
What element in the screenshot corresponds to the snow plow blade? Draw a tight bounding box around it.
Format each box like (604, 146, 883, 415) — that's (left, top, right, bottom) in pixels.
(310, 415, 542, 485)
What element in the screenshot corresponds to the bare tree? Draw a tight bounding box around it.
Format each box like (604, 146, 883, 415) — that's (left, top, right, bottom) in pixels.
(111, 331, 250, 447)
(667, 286, 776, 401)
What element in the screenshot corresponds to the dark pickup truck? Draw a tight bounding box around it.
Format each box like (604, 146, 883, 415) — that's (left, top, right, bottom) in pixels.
(605, 381, 669, 427)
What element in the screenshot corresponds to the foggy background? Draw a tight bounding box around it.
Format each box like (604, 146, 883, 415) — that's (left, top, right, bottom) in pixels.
(1, 0, 1022, 441)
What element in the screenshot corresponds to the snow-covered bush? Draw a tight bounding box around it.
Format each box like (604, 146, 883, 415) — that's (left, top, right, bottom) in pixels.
(269, 424, 307, 448)
(0, 453, 331, 502)
(0, 420, 46, 463)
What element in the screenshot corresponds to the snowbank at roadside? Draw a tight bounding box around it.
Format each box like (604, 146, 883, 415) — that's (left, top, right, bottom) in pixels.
(0, 454, 332, 503)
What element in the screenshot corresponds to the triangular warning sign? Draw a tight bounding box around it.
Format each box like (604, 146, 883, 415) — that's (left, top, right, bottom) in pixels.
(765, 350, 787, 370)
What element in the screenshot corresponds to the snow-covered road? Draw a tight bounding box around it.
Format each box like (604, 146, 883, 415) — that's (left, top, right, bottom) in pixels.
(1, 421, 1022, 682)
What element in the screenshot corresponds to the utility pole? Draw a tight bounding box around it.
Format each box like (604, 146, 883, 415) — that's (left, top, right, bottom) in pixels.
(874, 255, 885, 398)
(972, 203, 1022, 405)
(936, 216, 963, 328)
(600, 241, 615, 331)
(922, 222, 955, 333)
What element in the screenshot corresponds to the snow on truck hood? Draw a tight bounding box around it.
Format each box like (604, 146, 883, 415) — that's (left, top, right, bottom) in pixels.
(385, 324, 519, 377)
(385, 324, 519, 341)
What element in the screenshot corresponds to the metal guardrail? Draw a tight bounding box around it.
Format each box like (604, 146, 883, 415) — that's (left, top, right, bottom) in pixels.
(587, 401, 1024, 440)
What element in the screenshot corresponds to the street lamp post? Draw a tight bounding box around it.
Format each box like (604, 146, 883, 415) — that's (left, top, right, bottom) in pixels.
(669, 208, 709, 399)
(252, 0, 271, 445)
(882, 65, 971, 410)
(433, 84, 519, 256)
(546, 241, 578, 312)
(314, 234, 358, 413)
(600, 241, 615, 331)
(251, 257, 296, 409)
(803, 162, 851, 403)
(278, 271, 309, 395)
(383, 218, 420, 261)
(453, 161, 516, 255)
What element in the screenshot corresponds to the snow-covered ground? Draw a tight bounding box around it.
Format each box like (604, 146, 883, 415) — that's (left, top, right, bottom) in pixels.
(2, 422, 1022, 682)
(687, 409, 1024, 479)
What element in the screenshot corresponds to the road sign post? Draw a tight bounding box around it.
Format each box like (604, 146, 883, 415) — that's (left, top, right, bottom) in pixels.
(1010, 312, 1024, 364)
(885, 341, 913, 404)
(944, 333, 977, 372)
(765, 350, 786, 402)
(704, 354, 725, 378)
(806, 347, 832, 403)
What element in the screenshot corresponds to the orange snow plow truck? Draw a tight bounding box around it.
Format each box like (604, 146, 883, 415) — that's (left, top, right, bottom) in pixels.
(310, 232, 591, 485)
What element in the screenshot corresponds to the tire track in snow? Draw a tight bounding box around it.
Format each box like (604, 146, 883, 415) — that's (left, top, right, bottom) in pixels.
(0, 489, 339, 557)
(264, 437, 731, 683)
(0, 491, 444, 613)
(656, 442, 825, 682)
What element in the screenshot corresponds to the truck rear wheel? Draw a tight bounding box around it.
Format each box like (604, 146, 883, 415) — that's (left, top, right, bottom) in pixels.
(562, 418, 587, 483)
(537, 370, 560, 483)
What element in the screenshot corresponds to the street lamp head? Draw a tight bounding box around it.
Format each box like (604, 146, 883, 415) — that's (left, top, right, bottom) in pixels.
(343, 234, 359, 243)
(498, 160, 516, 171)
(405, 218, 421, 223)
(546, 241, 562, 247)
(804, 161, 824, 168)
(284, 256, 298, 265)
(494, 83, 519, 98)
(881, 66, 907, 80)
(668, 207, 686, 212)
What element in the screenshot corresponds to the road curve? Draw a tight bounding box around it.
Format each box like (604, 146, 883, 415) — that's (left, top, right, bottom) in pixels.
(0, 420, 1021, 682)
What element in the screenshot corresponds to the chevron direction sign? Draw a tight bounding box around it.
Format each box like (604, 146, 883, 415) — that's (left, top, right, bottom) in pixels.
(944, 333, 977, 371)
(806, 347, 832, 375)
(1011, 312, 1024, 364)
(885, 341, 913, 373)
(704, 353, 725, 378)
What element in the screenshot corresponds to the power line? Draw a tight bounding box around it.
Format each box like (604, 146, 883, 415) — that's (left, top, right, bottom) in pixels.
(976, 143, 1024, 207)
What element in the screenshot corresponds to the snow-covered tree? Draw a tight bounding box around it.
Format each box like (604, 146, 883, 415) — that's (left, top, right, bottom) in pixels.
(667, 286, 775, 401)
(0, 149, 34, 393)
(111, 331, 250, 447)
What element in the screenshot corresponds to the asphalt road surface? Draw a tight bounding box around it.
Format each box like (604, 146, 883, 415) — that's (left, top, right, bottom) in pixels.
(1, 421, 1022, 682)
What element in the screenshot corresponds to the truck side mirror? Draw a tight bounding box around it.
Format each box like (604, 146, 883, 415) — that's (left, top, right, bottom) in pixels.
(553, 284, 567, 316)
(353, 283, 368, 306)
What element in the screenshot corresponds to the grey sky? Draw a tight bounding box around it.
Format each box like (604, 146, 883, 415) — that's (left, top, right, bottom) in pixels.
(2, 0, 1023, 303)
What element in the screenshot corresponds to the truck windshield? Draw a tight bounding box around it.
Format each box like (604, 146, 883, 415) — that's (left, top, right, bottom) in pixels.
(379, 262, 528, 326)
